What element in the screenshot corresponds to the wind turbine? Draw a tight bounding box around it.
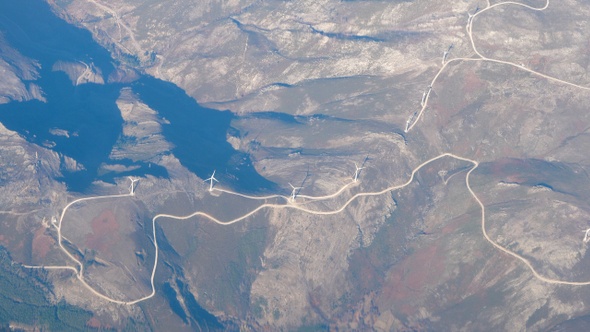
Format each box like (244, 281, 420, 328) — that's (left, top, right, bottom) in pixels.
(288, 183, 302, 202)
(128, 177, 139, 195)
(353, 162, 364, 182)
(583, 228, 590, 243)
(443, 44, 454, 64)
(205, 170, 219, 192)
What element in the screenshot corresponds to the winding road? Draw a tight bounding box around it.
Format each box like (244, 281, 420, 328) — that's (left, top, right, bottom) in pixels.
(75, 61, 90, 86)
(24, 0, 590, 306)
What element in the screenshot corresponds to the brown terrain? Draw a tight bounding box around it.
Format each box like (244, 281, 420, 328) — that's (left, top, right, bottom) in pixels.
(85, 209, 120, 259)
(1, 0, 590, 330)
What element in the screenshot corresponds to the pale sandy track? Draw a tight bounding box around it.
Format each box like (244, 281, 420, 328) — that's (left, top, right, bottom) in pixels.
(25, 0, 590, 306)
(407, 0, 589, 133)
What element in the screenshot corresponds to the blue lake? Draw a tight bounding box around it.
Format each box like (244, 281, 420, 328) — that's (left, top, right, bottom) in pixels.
(0, 0, 275, 193)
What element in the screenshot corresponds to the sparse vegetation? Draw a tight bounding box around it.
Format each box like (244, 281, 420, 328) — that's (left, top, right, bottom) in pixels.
(0, 247, 94, 331)
(252, 296, 268, 319)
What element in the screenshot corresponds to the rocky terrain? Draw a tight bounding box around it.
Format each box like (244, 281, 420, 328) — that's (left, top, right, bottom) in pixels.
(1, 0, 590, 330)
(0, 34, 45, 103)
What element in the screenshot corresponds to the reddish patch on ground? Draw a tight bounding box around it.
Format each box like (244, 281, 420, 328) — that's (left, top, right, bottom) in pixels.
(32, 227, 53, 259)
(477, 40, 504, 55)
(490, 158, 526, 177)
(85, 209, 120, 257)
(486, 159, 531, 189)
(86, 317, 101, 329)
(431, 100, 451, 127)
(86, 316, 111, 329)
(380, 242, 446, 316)
(463, 70, 486, 96)
(440, 215, 469, 235)
(528, 53, 549, 72)
(504, 174, 526, 183)
(500, 144, 519, 158)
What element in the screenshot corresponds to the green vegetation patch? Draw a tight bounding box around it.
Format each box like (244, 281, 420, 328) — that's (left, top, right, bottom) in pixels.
(252, 296, 268, 319)
(0, 246, 96, 331)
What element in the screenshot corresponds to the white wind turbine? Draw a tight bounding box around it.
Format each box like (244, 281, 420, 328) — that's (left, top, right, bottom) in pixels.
(205, 170, 219, 192)
(353, 162, 364, 183)
(288, 183, 302, 202)
(128, 177, 139, 195)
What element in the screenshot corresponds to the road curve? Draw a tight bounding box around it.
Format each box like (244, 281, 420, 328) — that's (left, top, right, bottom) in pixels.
(24, 0, 590, 306)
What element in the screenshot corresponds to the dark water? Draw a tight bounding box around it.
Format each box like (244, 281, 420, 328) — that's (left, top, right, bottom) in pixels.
(162, 282, 188, 324)
(161, 279, 223, 330)
(133, 77, 276, 192)
(176, 278, 224, 330)
(0, 0, 274, 193)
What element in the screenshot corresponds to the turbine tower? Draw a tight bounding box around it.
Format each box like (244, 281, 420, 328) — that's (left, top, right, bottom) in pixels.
(205, 170, 219, 192)
(353, 162, 364, 182)
(128, 177, 139, 195)
(288, 183, 302, 202)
